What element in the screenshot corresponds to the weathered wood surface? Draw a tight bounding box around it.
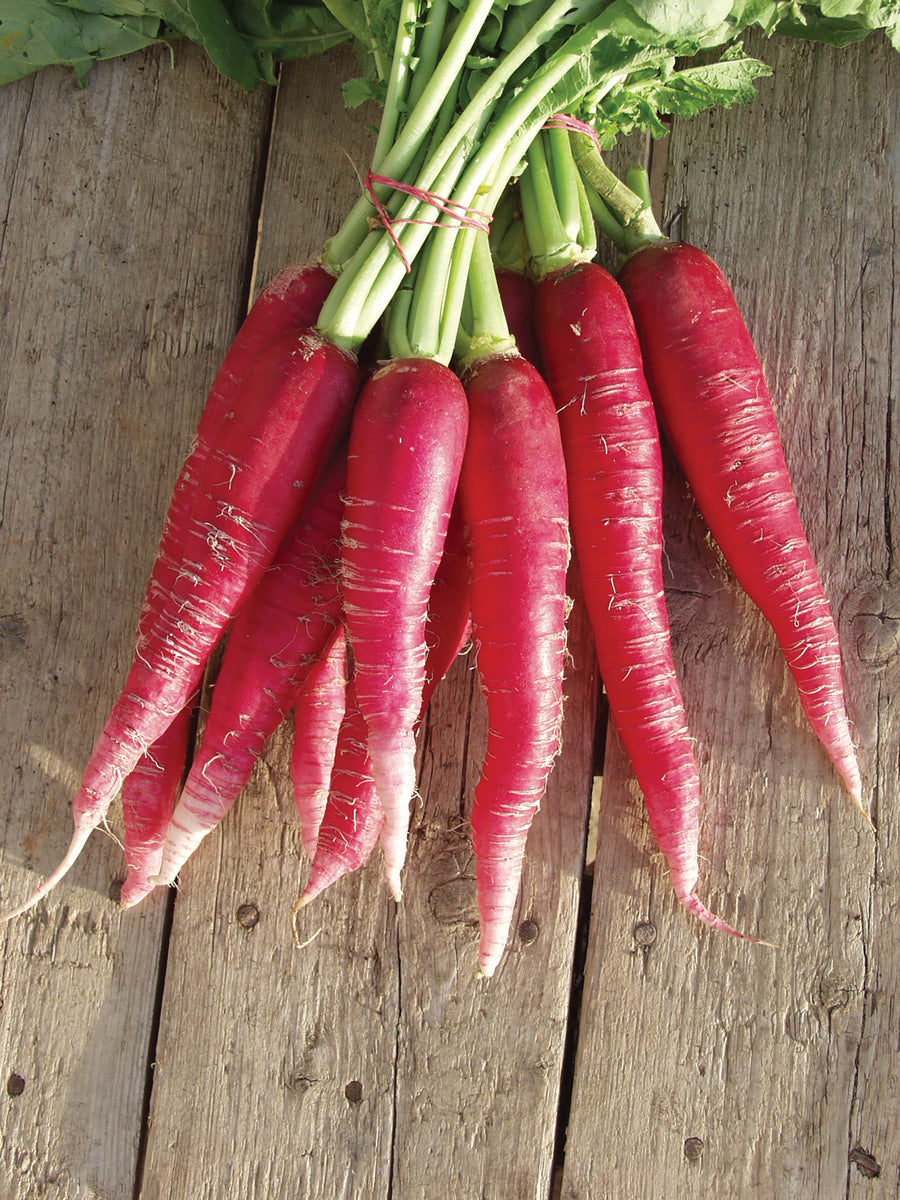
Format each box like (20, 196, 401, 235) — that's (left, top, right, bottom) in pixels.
(0, 30, 896, 1200)
(561, 32, 900, 1200)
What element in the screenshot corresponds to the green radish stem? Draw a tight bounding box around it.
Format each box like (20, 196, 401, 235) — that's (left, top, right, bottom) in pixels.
(568, 130, 665, 252)
(323, 0, 498, 271)
(370, 0, 420, 172)
(319, 0, 623, 353)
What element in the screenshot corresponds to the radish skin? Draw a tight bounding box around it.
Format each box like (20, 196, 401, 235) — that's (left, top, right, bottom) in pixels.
(496, 269, 542, 369)
(294, 678, 386, 914)
(421, 504, 472, 694)
(4, 330, 358, 919)
(151, 448, 348, 888)
(618, 241, 863, 807)
(291, 627, 349, 860)
(535, 261, 751, 937)
(136, 262, 336, 651)
(119, 698, 196, 908)
(341, 357, 468, 900)
(120, 262, 335, 902)
(458, 350, 569, 977)
(295, 519, 471, 915)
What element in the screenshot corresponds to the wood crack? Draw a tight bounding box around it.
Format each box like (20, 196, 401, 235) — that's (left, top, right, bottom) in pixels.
(387, 910, 401, 1198)
(132, 885, 177, 1200)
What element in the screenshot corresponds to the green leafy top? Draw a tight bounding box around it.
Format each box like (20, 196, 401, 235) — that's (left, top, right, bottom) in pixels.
(0, 0, 349, 88)
(1, 0, 896, 91)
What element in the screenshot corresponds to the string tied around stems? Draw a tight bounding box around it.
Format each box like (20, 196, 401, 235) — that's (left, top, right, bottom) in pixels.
(543, 112, 604, 151)
(364, 170, 493, 273)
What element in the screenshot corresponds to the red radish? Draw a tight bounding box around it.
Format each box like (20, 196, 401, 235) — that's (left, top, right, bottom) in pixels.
(617, 241, 863, 806)
(291, 628, 349, 861)
(119, 698, 196, 908)
(458, 350, 569, 978)
(136, 261, 336, 650)
(496, 269, 542, 369)
(535, 260, 750, 937)
(295, 520, 471, 913)
(421, 504, 472, 693)
(151, 447, 349, 888)
(121, 261, 336, 901)
(341, 357, 468, 900)
(294, 678, 386, 919)
(4, 330, 358, 919)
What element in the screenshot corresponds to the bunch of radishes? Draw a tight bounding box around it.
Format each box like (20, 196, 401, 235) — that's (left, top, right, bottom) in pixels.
(4, 0, 878, 976)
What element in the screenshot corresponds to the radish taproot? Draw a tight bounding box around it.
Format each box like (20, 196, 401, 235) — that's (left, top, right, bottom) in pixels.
(291, 627, 349, 861)
(293, 677, 385, 918)
(617, 240, 863, 809)
(151, 446, 348, 888)
(4, 330, 358, 919)
(535, 259, 752, 937)
(121, 261, 337, 900)
(340, 357, 468, 900)
(295, 515, 471, 915)
(119, 698, 196, 908)
(458, 349, 570, 977)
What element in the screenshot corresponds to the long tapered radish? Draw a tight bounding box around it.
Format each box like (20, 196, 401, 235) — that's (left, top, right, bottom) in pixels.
(458, 350, 569, 978)
(617, 241, 862, 806)
(120, 262, 336, 902)
(151, 447, 349, 887)
(535, 260, 752, 937)
(136, 261, 336, 650)
(119, 697, 196, 908)
(291, 627, 349, 861)
(293, 678, 386, 918)
(4, 330, 358, 919)
(296, 515, 471, 912)
(341, 356, 468, 899)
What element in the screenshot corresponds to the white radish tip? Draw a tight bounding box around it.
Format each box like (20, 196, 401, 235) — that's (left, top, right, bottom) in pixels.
(147, 869, 177, 888)
(1, 826, 93, 922)
(680, 892, 776, 948)
(385, 869, 403, 904)
(290, 891, 314, 946)
(477, 958, 498, 980)
(848, 789, 874, 831)
(119, 872, 159, 909)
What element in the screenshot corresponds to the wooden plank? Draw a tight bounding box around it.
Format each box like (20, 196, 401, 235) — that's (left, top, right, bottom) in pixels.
(387, 565, 596, 1200)
(4, 28, 894, 1200)
(559, 33, 899, 1200)
(140, 46, 599, 1198)
(0, 45, 271, 1198)
(138, 48, 405, 1200)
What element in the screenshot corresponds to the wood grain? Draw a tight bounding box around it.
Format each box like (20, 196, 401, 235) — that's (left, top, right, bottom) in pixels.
(0, 29, 895, 1200)
(0, 43, 271, 1199)
(559, 32, 899, 1200)
(140, 46, 598, 1199)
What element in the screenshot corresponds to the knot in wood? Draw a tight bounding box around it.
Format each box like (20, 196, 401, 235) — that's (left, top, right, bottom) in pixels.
(6, 1073, 25, 1097)
(427, 877, 479, 926)
(818, 970, 851, 1013)
(0, 613, 28, 649)
(344, 1080, 363, 1105)
(683, 1137, 704, 1161)
(849, 1145, 881, 1178)
(847, 583, 900, 672)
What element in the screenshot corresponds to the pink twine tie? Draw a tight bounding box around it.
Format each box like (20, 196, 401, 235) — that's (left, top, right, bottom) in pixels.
(364, 170, 493, 273)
